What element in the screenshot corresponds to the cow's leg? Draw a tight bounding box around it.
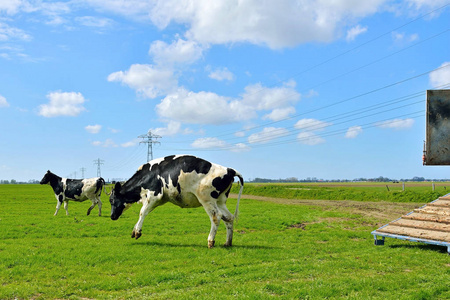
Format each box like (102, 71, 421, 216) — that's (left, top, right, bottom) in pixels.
(54, 195, 64, 216)
(218, 202, 234, 247)
(86, 197, 102, 216)
(132, 187, 164, 239)
(97, 198, 102, 216)
(54, 200, 62, 216)
(63, 201, 69, 216)
(86, 200, 96, 216)
(201, 202, 223, 249)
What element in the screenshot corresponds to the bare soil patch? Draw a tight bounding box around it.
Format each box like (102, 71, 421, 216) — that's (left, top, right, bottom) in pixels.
(231, 193, 424, 225)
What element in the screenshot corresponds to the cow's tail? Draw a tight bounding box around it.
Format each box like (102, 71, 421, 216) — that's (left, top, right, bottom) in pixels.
(96, 177, 106, 195)
(234, 171, 244, 223)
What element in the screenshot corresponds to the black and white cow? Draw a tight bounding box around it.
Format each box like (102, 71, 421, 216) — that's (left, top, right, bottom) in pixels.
(109, 155, 244, 248)
(40, 171, 106, 216)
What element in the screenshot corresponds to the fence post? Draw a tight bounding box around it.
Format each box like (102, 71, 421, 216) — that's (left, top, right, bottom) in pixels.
(402, 182, 405, 191)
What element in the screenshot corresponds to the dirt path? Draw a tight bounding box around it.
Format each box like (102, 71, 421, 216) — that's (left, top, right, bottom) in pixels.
(230, 193, 425, 224)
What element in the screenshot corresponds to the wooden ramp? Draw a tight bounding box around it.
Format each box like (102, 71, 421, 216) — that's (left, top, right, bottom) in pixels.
(372, 195, 450, 254)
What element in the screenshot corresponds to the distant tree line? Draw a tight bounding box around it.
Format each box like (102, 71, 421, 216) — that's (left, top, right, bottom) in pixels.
(249, 176, 449, 183)
(0, 179, 40, 184)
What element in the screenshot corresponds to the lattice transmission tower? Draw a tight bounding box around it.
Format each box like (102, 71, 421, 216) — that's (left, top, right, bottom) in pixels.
(93, 158, 104, 177)
(138, 130, 161, 162)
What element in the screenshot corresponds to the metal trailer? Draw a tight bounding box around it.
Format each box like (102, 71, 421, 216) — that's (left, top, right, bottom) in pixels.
(372, 195, 450, 254)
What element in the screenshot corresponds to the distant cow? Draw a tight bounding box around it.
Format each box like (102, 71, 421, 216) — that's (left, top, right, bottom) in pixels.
(109, 155, 244, 248)
(40, 171, 105, 216)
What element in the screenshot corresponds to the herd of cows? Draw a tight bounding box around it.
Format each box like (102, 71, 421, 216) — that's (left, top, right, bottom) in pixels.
(40, 155, 244, 248)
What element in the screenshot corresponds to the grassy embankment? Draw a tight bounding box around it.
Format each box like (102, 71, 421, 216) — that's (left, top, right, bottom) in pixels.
(231, 181, 449, 203)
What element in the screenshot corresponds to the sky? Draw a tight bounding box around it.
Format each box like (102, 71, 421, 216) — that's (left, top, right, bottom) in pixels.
(0, 0, 449, 182)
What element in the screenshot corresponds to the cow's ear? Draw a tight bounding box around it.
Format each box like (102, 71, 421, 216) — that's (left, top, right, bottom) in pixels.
(114, 182, 122, 193)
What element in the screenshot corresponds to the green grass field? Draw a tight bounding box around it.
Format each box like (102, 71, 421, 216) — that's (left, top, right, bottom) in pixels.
(1, 184, 449, 299)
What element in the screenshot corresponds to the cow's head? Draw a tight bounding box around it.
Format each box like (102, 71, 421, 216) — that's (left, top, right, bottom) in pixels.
(40, 170, 52, 185)
(109, 182, 132, 220)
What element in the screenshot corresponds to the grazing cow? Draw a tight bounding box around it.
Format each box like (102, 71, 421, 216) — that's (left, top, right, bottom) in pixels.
(109, 155, 244, 248)
(40, 171, 105, 216)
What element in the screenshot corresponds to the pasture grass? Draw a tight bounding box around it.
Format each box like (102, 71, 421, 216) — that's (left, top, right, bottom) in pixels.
(0, 184, 449, 299)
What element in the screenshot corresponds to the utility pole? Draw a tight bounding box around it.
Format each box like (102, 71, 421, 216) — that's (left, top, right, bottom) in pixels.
(93, 158, 104, 177)
(138, 130, 161, 162)
(80, 167, 86, 178)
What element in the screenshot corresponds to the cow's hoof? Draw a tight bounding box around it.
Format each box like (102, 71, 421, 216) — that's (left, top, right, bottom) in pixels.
(131, 230, 142, 239)
(223, 242, 232, 247)
(208, 240, 215, 249)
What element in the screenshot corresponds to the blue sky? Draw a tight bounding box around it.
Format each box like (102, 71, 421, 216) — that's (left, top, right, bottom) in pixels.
(1, 0, 449, 182)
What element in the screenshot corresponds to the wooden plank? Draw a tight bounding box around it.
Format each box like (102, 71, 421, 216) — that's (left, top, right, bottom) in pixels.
(439, 195, 450, 200)
(390, 219, 450, 232)
(377, 225, 450, 242)
(403, 212, 450, 224)
(414, 207, 450, 216)
(428, 199, 450, 207)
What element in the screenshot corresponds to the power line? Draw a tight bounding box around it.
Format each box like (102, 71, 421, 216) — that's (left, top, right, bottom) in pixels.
(242, 3, 450, 96)
(161, 110, 426, 152)
(103, 146, 147, 172)
(160, 82, 450, 151)
(163, 64, 450, 147)
(138, 130, 161, 162)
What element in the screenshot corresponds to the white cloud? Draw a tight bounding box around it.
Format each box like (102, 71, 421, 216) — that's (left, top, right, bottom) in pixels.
(297, 131, 325, 145)
(149, 38, 204, 66)
(85, 124, 102, 134)
(345, 126, 363, 138)
(156, 88, 255, 125)
(376, 118, 414, 130)
(232, 143, 251, 152)
(262, 107, 296, 121)
(392, 31, 419, 44)
(191, 137, 250, 152)
(294, 118, 331, 145)
(248, 127, 289, 144)
(156, 81, 301, 125)
(191, 137, 227, 149)
(92, 139, 118, 148)
(234, 131, 246, 137)
(403, 0, 449, 12)
(39, 91, 86, 117)
(346, 24, 367, 41)
(80, 0, 152, 21)
(208, 67, 234, 81)
(294, 118, 331, 132)
(76, 16, 114, 28)
(107, 64, 177, 99)
(150, 121, 182, 136)
(241, 80, 300, 111)
(0, 22, 31, 41)
(0, 94, 9, 108)
(121, 139, 139, 147)
(149, 0, 386, 49)
(0, 0, 24, 15)
(429, 62, 450, 88)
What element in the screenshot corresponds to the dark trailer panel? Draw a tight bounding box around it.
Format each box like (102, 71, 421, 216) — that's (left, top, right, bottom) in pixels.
(424, 89, 450, 165)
